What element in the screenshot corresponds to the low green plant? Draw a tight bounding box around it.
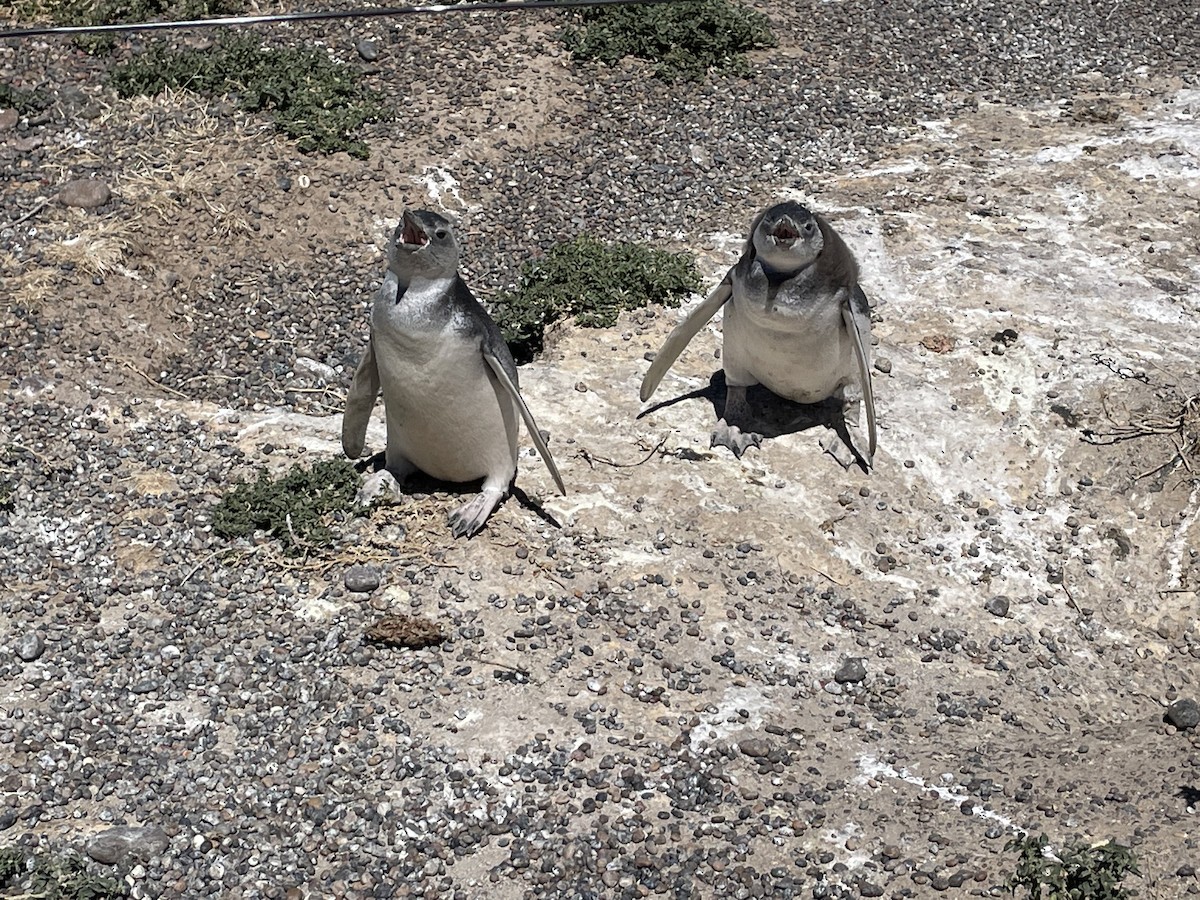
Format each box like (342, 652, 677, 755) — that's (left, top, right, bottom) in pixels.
(13, 0, 240, 54)
(559, 0, 776, 80)
(211, 458, 361, 554)
(0, 445, 19, 512)
(1006, 832, 1139, 900)
(0, 847, 22, 884)
(0, 846, 126, 899)
(0, 83, 51, 115)
(108, 33, 389, 157)
(491, 235, 700, 364)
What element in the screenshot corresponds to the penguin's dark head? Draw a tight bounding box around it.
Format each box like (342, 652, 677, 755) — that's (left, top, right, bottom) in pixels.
(388, 209, 460, 280)
(751, 201, 823, 274)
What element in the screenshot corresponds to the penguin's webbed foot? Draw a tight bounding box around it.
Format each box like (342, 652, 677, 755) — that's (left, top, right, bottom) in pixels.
(820, 427, 872, 471)
(357, 470, 405, 506)
(710, 420, 762, 458)
(449, 489, 504, 538)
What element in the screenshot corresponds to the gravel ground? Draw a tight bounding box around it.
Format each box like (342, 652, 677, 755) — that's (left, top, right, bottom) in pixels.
(2, 1, 1200, 897)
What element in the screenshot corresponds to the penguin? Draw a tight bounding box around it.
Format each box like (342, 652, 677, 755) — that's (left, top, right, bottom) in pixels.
(342, 209, 565, 537)
(640, 201, 877, 466)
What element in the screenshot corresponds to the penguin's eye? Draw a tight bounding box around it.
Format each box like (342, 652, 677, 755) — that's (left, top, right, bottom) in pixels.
(803, 221, 815, 235)
(435, 229, 449, 240)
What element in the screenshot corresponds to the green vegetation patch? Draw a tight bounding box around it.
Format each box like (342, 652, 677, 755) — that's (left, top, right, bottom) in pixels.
(0, 449, 15, 512)
(559, 0, 776, 80)
(0, 845, 127, 899)
(493, 236, 700, 364)
(0, 83, 52, 115)
(14, 0, 237, 26)
(108, 34, 389, 158)
(1006, 832, 1139, 900)
(13, 0, 241, 54)
(211, 458, 360, 555)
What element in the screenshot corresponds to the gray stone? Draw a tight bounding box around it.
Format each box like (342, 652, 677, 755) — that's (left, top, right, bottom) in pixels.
(14, 631, 44, 661)
(86, 825, 170, 865)
(985, 596, 1010, 617)
(57, 178, 111, 209)
(1166, 698, 1200, 730)
(0, 809, 15, 831)
(344, 565, 381, 593)
(737, 737, 770, 758)
(834, 657, 867, 684)
(356, 40, 379, 61)
(874, 357, 893, 374)
(294, 356, 337, 382)
(0, 108, 17, 131)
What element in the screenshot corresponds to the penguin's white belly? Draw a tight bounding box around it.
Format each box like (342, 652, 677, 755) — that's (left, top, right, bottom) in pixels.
(375, 333, 519, 484)
(723, 294, 853, 403)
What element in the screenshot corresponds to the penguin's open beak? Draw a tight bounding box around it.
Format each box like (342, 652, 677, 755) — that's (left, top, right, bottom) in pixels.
(771, 216, 800, 248)
(398, 212, 430, 250)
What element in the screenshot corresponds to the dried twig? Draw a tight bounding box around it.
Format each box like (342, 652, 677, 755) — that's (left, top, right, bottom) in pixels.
(577, 435, 669, 469)
(1083, 391, 1199, 484)
(0, 197, 51, 231)
(115, 357, 191, 399)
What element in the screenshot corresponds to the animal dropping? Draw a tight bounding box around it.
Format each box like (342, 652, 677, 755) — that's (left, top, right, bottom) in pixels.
(640, 201, 877, 467)
(341, 209, 566, 537)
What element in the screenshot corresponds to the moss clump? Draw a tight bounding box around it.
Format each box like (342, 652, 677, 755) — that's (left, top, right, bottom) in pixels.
(1006, 833, 1139, 900)
(559, 0, 776, 80)
(0, 846, 127, 899)
(108, 34, 389, 158)
(0, 83, 52, 114)
(492, 235, 700, 364)
(211, 458, 360, 554)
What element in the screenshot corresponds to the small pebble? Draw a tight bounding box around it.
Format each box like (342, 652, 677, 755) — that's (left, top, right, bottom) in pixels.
(14, 631, 45, 661)
(1166, 698, 1200, 730)
(834, 657, 867, 684)
(985, 596, 1010, 617)
(344, 565, 382, 593)
(737, 737, 770, 758)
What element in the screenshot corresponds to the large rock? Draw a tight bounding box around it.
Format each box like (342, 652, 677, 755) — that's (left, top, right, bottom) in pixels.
(57, 179, 111, 209)
(85, 825, 170, 865)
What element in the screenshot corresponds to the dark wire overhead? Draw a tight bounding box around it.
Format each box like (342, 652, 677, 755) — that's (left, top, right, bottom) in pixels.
(0, 0, 693, 40)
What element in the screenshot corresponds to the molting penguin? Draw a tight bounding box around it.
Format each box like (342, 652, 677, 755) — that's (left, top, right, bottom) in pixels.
(640, 201, 877, 466)
(342, 209, 566, 537)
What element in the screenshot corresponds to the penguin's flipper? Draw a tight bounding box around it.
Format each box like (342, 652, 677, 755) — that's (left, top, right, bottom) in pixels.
(842, 284, 877, 465)
(342, 335, 381, 459)
(639, 272, 733, 402)
(483, 350, 567, 496)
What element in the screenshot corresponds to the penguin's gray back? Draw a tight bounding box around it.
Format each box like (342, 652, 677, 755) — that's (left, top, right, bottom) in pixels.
(372, 273, 519, 484)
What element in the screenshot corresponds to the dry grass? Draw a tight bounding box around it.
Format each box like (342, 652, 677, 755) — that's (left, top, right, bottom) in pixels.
(5, 88, 270, 310)
(41, 213, 141, 277)
(1, 252, 58, 310)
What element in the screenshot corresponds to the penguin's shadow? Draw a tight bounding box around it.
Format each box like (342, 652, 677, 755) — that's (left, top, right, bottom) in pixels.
(355, 453, 562, 531)
(639, 371, 865, 469)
